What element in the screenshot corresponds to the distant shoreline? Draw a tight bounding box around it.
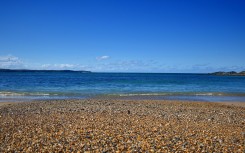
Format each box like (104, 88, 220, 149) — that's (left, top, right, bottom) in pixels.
(0, 68, 91, 73)
(1, 69, 245, 76)
(209, 71, 245, 76)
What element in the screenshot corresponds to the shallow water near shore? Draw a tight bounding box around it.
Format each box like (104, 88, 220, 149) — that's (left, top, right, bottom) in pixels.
(1, 72, 245, 102)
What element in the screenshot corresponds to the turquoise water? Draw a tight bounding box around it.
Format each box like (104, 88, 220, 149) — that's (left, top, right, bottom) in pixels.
(0, 72, 245, 102)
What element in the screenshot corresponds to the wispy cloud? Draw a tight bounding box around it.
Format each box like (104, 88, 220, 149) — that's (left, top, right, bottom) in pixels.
(96, 55, 110, 61)
(161, 64, 245, 73)
(1, 54, 244, 72)
(41, 64, 75, 69)
(0, 55, 24, 69)
(41, 64, 89, 70)
(90, 60, 162, 72)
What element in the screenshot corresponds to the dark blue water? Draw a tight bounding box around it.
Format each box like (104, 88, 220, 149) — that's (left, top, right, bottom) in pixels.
(1, 72, 245, 102)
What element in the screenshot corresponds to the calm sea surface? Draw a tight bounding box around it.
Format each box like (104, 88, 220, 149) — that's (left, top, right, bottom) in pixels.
(1, 72, 245, 102)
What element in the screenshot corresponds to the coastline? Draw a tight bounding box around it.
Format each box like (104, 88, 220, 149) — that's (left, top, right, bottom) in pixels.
(1, 92, 245, 103)
(0, 99, 244, 152)
(217, 101, 245, 108)
(1, 99, 245, 107)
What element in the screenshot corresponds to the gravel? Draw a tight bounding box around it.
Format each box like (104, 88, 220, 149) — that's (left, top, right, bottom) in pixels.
(0, 99, 244, 152)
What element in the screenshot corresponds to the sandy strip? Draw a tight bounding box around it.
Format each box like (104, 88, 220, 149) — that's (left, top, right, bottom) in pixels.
(216, 101, 245, 107)
(0, 102, 18, 107)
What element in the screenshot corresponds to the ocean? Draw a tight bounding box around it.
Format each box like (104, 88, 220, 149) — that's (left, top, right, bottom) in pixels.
(1, 71, 245, 102)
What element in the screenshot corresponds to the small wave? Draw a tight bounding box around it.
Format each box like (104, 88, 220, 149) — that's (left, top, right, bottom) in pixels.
(1, 91, 245, 98)
(118, 93, 167, 96)
(0, 92, 26, 96)
(111, 92, 245, 97)
(195, 93, 214, 96)
(0, 91, 51, 97)
(29, 93, 50, 96)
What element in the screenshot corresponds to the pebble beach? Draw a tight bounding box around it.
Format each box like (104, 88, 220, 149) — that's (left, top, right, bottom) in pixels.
(0, 99, 244, 152)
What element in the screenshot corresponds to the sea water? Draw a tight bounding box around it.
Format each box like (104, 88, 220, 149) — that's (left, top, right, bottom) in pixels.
(0, 72, 245, 102)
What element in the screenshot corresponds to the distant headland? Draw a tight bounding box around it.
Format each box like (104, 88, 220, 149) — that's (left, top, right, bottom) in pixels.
(210, 71, 245, 76)
(0, 69, 91, 73)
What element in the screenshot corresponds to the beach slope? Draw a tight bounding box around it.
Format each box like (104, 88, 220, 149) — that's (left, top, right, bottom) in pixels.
(0, 99, 244, 152)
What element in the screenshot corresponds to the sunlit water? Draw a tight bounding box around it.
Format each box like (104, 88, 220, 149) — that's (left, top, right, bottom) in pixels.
(1, 72, 245, 102)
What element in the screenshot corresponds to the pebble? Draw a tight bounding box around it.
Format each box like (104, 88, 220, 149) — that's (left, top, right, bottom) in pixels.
(0, 99, 244, 152)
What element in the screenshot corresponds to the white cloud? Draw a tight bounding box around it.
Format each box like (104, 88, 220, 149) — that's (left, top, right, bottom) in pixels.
(41, 64, 89, 70)
(0, 55, 24, 69)
(96, 55, 110, 61)
(1, 54, 244, 72)
(41, 64, 75, 69)
(90, 60, 162, 72)
(55, 64, 76, 69)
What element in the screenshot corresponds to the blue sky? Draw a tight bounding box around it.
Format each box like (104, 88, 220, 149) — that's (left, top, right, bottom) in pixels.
(0, 0, 245, 72)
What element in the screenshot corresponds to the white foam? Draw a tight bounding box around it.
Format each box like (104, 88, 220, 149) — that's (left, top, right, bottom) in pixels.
(118, 93, 167, 96)
(195, 93, 214, 96)
(0, 91, 50, 97)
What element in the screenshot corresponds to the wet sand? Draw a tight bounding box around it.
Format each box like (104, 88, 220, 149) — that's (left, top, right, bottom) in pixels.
(0, 99, 244, 152)
(217, 101, 245, 108)
(0, 102, 17, 107)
